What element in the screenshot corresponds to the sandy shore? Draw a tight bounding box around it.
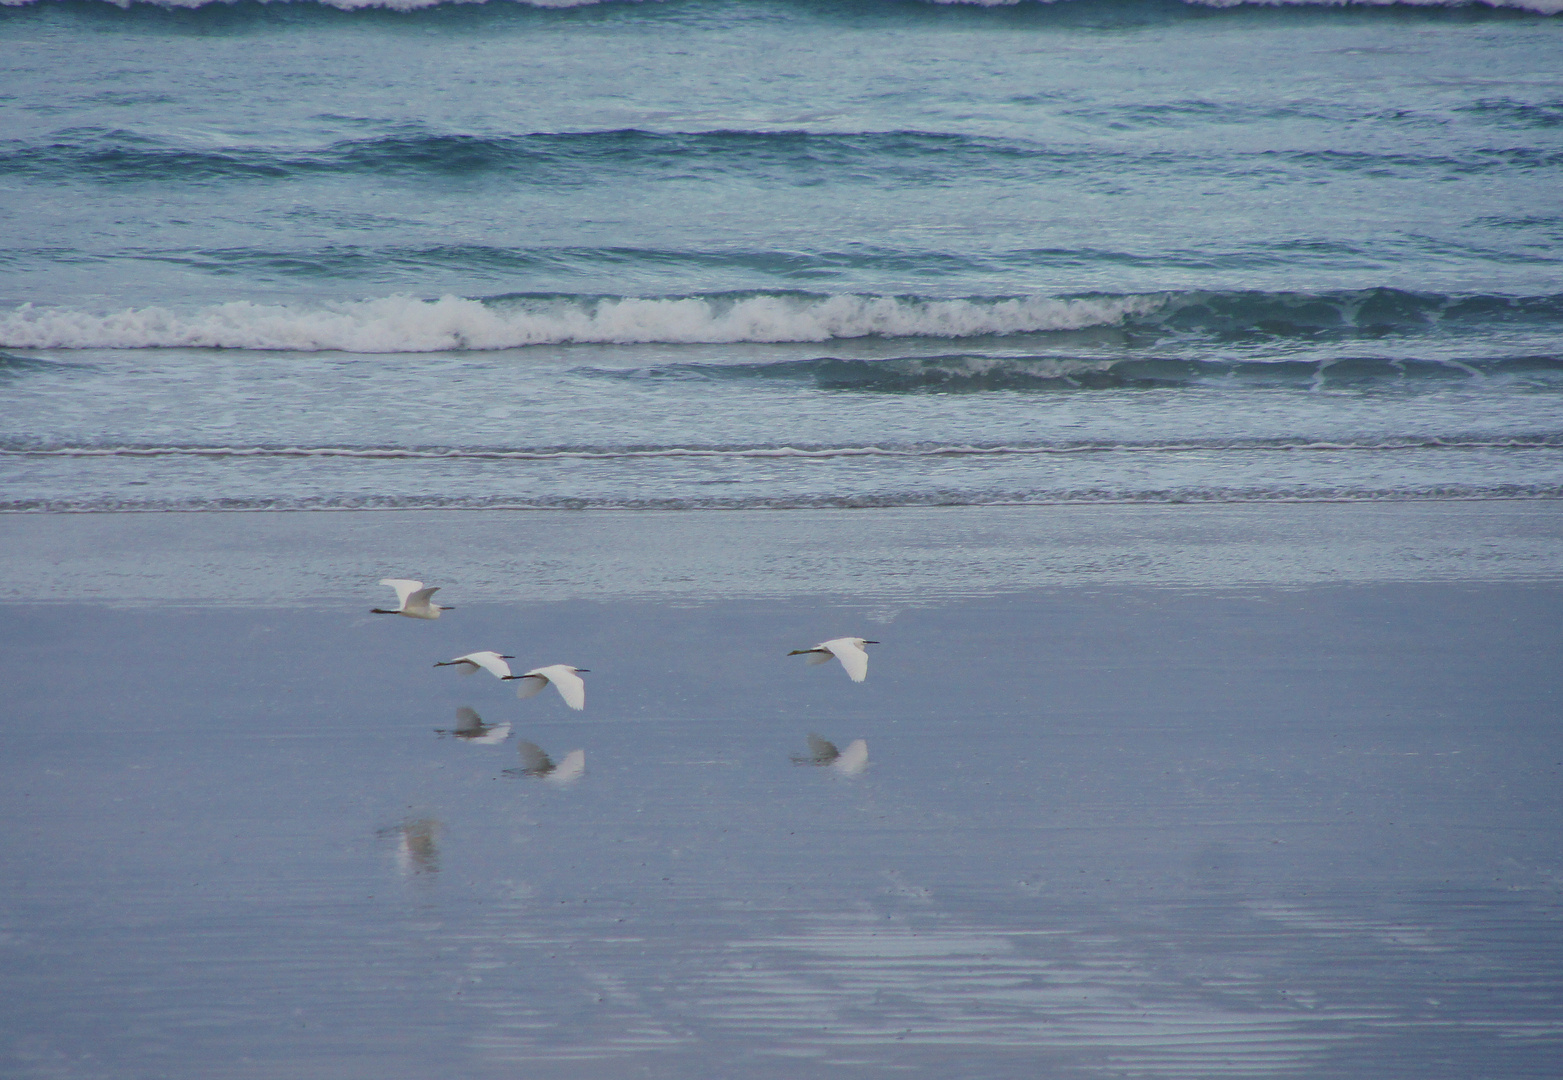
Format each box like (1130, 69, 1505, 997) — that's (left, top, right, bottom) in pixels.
(2, 503, 1561, 1078)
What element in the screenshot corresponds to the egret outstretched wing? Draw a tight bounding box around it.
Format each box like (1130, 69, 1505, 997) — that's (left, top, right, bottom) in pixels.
(435, 651, 514, 679)
(822, 638, 870, 682)
(374, 578, 447, 618)
(381, 578, 423, 607)
(790, 637, 875, 682)
(404, 586, 442, 616)
(511, 674, 548, 700)
(512, 665, 587, 711)
(463, 651, 513, 679)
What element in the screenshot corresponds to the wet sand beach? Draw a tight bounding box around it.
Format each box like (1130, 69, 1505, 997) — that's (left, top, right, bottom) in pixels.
(2, 503, 1561, 1078)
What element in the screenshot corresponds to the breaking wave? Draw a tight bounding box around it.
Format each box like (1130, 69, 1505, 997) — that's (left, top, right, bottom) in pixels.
(0, 293, 1165, 350)
(3, 289, 1559, 352)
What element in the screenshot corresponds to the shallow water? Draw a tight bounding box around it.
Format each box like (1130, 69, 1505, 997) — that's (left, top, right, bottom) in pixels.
(4, 580, 1561, 1077)
(2, 504, 1562, 1078)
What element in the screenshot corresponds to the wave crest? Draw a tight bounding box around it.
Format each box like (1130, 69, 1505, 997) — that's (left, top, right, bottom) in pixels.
(5, 289, 1561, 353)
(0, 293, 1163, 351)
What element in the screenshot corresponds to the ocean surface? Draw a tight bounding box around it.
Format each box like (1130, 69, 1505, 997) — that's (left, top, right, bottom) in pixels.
(3, 0, 1562, 511)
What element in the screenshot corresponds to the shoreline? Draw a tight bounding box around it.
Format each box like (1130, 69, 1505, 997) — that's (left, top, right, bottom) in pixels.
(2, 500, 1561, 605)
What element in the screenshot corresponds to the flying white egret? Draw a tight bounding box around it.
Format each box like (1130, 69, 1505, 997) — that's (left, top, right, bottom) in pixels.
(514, 741, 586, 783)
(444, 706, 511, 745)
(433, 651, 515, 679)
(372, 578, 450, 619)
(505, 664, 588, 710)
(788, 637, 878, 682)
(791, 733, 869, 775)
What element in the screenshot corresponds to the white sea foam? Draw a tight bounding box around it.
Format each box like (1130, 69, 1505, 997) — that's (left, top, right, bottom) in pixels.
(0, 0, 615, 8)
(0, 293, 1165, 352)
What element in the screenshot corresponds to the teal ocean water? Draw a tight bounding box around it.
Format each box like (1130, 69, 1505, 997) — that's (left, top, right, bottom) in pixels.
(2, 0, 1561, 510)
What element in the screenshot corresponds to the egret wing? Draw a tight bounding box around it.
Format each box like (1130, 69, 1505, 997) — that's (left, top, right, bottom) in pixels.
(406, 586, 441, 613)
(546, 667, 587, 711)
(511, 674, 548, 700)
(381, 578, 423, 607)
(823, 638, 869, 682)
(465, 651, 513, 679)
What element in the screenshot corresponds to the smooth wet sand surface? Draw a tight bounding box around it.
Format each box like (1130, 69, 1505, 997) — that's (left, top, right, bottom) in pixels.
(2, 504, 1561, 1078)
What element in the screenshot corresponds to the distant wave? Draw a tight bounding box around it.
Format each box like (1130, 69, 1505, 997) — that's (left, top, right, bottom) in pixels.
(3, 289, 1560, 352)
(6, 483, 1559, 515)
(9, 128, 1561, 188)
(7, 434, 1559, 461)
(0, 128, 1108, 186)
(617, 352, 1563, 391)
(3, 0, 1558, 15)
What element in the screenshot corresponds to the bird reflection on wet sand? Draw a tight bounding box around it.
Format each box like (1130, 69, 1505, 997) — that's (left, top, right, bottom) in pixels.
(381, 818, 442, 877)
(506, 741, 586, 784)
(791, 733, 869, 775)
(436, 706, 511, 745)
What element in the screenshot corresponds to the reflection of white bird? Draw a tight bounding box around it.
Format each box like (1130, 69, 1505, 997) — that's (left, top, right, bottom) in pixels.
(514, 741, 586, 783)
(445, 706, 511, 745)
(433, 651, 515, 679)
(385, 818, 441, 875)
(833, 739, 869, 775)
(788, 637, 878, 682)
(791, 733, 869, 775)
(372, 578, 450, 619)
(505, 665, 588, 710)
